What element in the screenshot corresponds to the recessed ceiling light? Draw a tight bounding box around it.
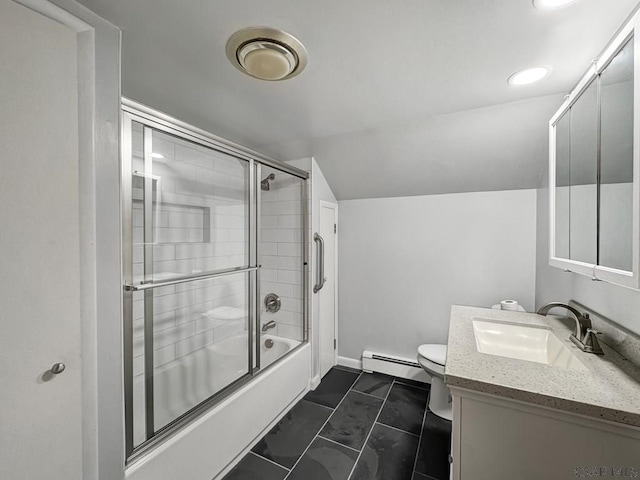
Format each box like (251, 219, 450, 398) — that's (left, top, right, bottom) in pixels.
(507, 66, 551, 86)
(150, 153, 164, 159)
(533, 0, 578, 10)
(226, 27, 308, 81)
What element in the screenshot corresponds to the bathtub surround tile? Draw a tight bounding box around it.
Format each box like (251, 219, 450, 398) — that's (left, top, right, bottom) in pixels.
(251, 400, 332, 469)
(377, 383, 428, 435)
(222, 452, 288, 480)
(350, 423, 420, 480)
(414, 410, 452, 480)
(304, 368, 360, 408)
(286, 437, 358, 480)
(352, 372, 394, 399)
(319, 391, 383, 450)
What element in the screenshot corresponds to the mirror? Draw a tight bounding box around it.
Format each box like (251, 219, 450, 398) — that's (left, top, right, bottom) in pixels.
(569, 80, 599, 265)
(599, 37, 634, 272)
(550, 13, 639, 288)
(554, 112, 570, 259)
(554, 80, 599, 266)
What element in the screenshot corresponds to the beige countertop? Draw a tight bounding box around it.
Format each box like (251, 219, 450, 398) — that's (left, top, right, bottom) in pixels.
(445, 305, 640, 427)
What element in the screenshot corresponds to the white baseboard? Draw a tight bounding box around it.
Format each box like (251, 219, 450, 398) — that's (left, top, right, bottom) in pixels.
(336, 355, 362, 371)
(309, 375, 321, 390)
(362, 350, 431, 384)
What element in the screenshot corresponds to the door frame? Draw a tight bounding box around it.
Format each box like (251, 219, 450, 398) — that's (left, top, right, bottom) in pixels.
(9, 1, 123, 478)
(319, 200, 339, 370)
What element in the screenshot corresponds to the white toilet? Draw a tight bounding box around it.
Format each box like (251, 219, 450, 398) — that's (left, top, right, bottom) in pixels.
(417, 344, 452, 421)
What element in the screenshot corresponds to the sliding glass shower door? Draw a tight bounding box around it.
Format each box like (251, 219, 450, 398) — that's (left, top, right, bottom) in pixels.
(122, 106, 308, 461)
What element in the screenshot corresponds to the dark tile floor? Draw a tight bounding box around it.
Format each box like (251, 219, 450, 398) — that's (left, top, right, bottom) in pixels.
(223, 367, 452, 480)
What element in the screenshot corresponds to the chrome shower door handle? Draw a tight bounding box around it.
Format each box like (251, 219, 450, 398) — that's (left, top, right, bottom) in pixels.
(313, 233, 326, 293)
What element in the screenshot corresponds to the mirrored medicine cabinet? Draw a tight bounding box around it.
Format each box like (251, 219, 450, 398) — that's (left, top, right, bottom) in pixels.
(549, 10, 640, 289)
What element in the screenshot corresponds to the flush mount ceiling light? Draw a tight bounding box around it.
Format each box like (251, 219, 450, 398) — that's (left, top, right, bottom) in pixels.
(226, 27, 308, 81)
(533, 0, 579, 10)
(507, 66, 551, 85)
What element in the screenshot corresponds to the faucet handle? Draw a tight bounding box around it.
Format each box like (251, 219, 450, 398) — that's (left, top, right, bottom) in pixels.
(583, 328, 605, 355)
(584, 327, 602, 339)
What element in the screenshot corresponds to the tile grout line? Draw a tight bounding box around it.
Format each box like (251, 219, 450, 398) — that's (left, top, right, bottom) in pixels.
(311, 401, 335, 412)
(345, 379, 397, 480)
(375, 420, 421, 438)
(394, 379, 429, 391)
(248, 451, 291, 473)
(410, 388, 431, 478)
(350, 388, 387, 401)
(282, 371, 363, 479)
(317, 434, 361, 453)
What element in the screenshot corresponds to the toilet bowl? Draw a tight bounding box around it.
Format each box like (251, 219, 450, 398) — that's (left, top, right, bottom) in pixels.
(417, 344, 452, 421)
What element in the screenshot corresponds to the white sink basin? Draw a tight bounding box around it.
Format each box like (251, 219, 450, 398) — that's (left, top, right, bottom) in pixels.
(472, 318, 587, 371)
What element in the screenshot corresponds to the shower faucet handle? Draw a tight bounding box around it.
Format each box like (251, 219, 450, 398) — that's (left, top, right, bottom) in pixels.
(264, 293, 281, 313)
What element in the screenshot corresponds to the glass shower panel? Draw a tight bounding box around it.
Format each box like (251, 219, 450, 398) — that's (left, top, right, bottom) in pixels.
(131, 125, 249, 284)
(131, 272, 250, 445)
(259, 167, 305, 366)
(124, 107, 307, 459)
(128, 121, 253, 450)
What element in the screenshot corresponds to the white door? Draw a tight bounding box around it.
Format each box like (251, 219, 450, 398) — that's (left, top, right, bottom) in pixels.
(318, 202, 338, 377)
(0, 1, 83, 478)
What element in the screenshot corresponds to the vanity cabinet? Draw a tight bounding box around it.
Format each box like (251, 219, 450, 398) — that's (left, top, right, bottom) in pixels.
(450, 388, 640, 480)
(549, 10, 640, 288)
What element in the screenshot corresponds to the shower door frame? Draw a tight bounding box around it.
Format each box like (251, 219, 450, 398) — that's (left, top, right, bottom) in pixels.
(121, 98, 309, 463)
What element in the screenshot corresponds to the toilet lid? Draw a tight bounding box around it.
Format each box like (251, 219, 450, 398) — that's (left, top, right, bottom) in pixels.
(418, 344, 447, 366)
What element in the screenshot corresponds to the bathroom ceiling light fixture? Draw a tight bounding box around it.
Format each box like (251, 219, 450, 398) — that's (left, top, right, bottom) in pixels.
(507, 66, 551, 85)
(533, 0, 579, 10)
(150, 152, 165, 159)
(226, 27, 308, 81)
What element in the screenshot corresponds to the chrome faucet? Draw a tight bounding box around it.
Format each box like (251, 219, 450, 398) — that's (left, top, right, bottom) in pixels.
(536, 302, 604, 355)
(262, 320, 276, 332)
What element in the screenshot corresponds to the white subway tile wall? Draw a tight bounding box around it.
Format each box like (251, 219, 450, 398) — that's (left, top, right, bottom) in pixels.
(260, 167, 305, 344)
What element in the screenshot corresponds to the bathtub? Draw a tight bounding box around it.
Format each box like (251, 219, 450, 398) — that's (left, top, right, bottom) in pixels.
(133, 332, 301, 444)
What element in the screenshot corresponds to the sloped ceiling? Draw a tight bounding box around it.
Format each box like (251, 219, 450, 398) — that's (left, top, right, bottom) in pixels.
(78, 0, 639, 199)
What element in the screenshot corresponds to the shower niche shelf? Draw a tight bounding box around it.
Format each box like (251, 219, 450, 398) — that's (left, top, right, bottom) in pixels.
(132, 171, 212, 245)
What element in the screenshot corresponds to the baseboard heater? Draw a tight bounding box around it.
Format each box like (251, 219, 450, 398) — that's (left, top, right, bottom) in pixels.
(362, 350, 431, 384)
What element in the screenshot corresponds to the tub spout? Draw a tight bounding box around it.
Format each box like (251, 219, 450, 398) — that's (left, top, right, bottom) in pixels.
(262, 320, 276, 332)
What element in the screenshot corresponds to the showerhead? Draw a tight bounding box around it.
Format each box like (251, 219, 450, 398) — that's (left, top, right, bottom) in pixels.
(261, 173, 276, 191)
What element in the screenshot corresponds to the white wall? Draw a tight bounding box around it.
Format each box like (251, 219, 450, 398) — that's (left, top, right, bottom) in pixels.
(338, 189, 537, 360)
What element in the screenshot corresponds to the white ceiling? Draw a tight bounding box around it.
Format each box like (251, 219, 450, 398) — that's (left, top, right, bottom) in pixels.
(78, 0, 639, 199)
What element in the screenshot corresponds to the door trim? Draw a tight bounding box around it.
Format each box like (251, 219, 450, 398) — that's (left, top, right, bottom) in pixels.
(10, 1, 123, 478)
